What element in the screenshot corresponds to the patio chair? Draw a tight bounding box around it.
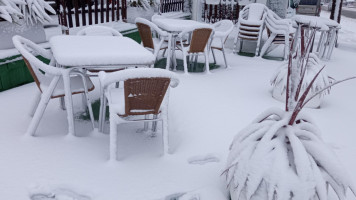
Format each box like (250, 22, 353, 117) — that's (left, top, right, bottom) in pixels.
(260, 9, 294, 60)
(12, 35, 95, 136)
(210, 20, 234, 68)
(177, 26, 214, 74)
(76, 25, 123, 37)
(135, 17, 171, 65)
(233, 3, 268, 56)
(98, 68, 179, 161)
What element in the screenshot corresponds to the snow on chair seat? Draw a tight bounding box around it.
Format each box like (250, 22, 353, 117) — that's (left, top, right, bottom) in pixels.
(97, 68, 179, 161)
(12, 35, 95, 136)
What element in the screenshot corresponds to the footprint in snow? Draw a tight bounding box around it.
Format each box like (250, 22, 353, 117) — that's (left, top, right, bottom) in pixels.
(187, 154, 220, 165)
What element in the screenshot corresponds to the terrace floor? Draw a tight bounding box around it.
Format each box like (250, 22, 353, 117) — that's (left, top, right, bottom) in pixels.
(1, 11, 356, 200)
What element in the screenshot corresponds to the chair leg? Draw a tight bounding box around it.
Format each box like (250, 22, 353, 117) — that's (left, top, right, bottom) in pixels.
(83, 90, 94, 129)
(162, 108, 169, 154)
(144, 115, 149, 132)
(211, 49, 217, 64)
(222, 48, 228, 68)
(101, 97, 108, 132)
(182, 46, 189, 74)
(204, 51, 210, 74)
(256, 37, 262, 57)
(26, 76, 60, 136)
(109, 114, 118, 161)
(60, 97, 66, 110)
(194, 54, 198, 70)
(152, 114, 158, 134)
(30, 91, 41, 117)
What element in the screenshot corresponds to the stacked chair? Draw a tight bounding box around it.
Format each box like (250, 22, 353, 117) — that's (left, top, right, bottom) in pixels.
(234, 3, 268, 56)
(260, 9, 295, 60)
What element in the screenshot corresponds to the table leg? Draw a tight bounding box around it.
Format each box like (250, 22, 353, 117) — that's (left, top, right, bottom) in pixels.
(172, 36, 177, 71)
(165, 34, 172, 70)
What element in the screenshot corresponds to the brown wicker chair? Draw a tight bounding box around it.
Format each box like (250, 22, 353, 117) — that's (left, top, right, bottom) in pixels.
(98, 68, 179, 161)
(177, 26, 213, 74)
(135, 17, 170, 64)
(12, 35, 95, 136)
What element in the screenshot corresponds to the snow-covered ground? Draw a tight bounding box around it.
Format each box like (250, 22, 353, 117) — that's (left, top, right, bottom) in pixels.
(1, 11, 356, 200)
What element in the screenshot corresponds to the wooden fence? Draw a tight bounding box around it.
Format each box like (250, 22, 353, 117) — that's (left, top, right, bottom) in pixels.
(56, 0, 127, 34)
(202, 1, 240, 24)
(159, 0, 185, 13)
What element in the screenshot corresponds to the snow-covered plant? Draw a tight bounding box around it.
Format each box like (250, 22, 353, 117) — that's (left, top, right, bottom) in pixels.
(128, 0, 156, 10)
(223, 27, 356, 200)
(0, 0, 24, 22)
(20, 0, 55, 24)
(0, 0, 55, 24)
(271, 52, 333, 108)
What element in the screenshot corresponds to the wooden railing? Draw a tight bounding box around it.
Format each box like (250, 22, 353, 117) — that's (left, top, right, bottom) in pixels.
(56, 0, 127, 34)
(202, 1, 240, 24)
(160, 0, 185, 13)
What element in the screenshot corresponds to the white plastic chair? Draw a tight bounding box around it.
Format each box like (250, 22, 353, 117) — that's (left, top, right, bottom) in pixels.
(135, 17, 171, 65)
(177, 25, 214, 74)
(234, 3, 268, 56)
(98, 68, 179, 161)
(12, 35, 95, 136)
(76, 26, 125, 74)
(76, 25, 123, 37)
(210, 20, 234, 68)
(260, 9, 294, 60)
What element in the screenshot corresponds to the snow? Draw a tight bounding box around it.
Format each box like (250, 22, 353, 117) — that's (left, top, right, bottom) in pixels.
(49, 36, 156, 66)
(1, 10, 356, 200)
(152, 17, 209, 32)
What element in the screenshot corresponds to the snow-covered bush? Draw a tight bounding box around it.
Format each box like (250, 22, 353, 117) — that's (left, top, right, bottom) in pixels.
(0, 0, 23, 22)
(0, 0, 55, 24)
(128, 0, 156, 10)
(223, 29, 356, 200)
(271, 53, 333, 108)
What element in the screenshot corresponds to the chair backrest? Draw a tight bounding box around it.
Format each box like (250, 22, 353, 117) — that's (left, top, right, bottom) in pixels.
(136, 22, 155, 50)
(56, 0, 127, 35)
(99, 68, 179, 116)
(246, 3, 267, 21)
(76, 26, 123, 36)
(189, 28, 213, 53)
(124, 77, 171, 116)
(12, 36, 61, 93)
(213, 20, 234, 40)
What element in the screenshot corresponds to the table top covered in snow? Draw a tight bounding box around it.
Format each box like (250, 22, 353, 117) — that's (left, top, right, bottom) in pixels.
(293, 15, 340, 30)
(152, 18, 209, 32)
(50, 36, 155, 67)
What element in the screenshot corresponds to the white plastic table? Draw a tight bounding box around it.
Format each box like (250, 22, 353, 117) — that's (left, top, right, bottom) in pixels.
(292, 15, 340, 59)
(49, 35, 155, 135)
(50, 36, 155, 67)
(152, 18, 209, 70)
